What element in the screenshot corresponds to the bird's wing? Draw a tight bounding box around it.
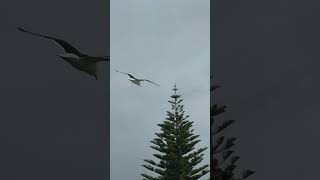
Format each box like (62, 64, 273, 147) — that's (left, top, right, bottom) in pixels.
(115, 69, 136, 79)
(142, 79, 160, 86)
(83, 56, 110, 62)
(102, 56, 110, 61)
(17, 27, 86, 57)
(94, 56, 110, 61)
(211, 85, 221, 91)
(96, 56, 110, 62)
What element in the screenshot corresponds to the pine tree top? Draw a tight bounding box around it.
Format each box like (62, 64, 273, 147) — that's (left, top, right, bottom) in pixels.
(171, 84, 181, 99)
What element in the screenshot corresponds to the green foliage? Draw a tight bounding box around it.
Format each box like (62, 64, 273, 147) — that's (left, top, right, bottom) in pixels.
(141, 85, 209, 180)
(210, 76, 255, 180)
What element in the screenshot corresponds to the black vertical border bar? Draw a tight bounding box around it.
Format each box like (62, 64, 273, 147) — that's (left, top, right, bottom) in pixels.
(106, 0, 110, 179)
(210, 0, 214, 179)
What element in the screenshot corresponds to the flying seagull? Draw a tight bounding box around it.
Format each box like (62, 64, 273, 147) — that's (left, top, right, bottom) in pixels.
(115, 69, 159, 86)
(17, 27, 109, 80)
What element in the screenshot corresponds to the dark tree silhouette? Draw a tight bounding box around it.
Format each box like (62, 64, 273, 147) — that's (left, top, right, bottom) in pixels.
(141, 85, 209, 180)
(210, 76, 255, 180)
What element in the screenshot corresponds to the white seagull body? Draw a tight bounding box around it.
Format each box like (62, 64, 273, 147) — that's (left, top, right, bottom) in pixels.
(115, 69, 159, 86)
(17, 27, 110, 80)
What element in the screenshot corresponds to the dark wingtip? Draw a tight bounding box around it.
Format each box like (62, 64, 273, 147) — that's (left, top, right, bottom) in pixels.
(16, 27, 26, 32)
(104, 56, 110, 61)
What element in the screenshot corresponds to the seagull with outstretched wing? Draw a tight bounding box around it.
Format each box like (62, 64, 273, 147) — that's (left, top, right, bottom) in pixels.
(17, 27, 109, 80)
(115, 69, 159, 86)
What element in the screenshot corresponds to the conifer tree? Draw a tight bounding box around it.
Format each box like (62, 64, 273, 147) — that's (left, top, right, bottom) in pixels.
(210, 76, 254, 180)
(141, 85, 209, 180)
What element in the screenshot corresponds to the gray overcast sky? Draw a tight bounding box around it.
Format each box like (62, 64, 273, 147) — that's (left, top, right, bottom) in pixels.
(110, 0, 210, 179)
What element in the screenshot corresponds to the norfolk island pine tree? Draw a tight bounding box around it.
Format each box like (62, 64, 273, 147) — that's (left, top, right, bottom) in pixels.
(141, 85, 209, 180)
